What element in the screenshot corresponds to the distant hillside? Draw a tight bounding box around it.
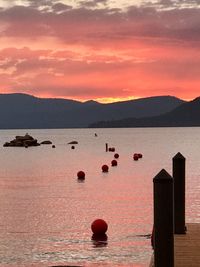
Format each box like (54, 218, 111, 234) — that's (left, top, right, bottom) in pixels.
(89, 97, 200, 128)
(0, 93, 185, 129)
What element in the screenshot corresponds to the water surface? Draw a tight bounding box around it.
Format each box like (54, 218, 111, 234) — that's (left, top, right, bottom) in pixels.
(0, 127, 200, 266)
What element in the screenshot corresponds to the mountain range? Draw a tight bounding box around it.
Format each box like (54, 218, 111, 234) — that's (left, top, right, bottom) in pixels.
(0, 93, 186, 129)
(89, 97, 200, 128)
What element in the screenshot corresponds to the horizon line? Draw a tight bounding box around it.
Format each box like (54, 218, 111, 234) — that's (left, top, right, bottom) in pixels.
(0, 91, 195, 104)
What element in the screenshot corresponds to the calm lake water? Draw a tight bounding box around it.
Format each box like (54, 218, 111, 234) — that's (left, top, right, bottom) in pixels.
(0, 127, 200, 267)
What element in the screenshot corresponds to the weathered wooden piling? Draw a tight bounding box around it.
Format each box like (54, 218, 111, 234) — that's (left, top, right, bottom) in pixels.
(173, 152, 186, 234)
(105, 143, 108, 152)
(153, 169, 174, 267)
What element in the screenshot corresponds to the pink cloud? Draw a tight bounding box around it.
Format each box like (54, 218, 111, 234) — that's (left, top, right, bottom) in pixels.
(0, 2, 200, 101)
(0, 43, 200, 101)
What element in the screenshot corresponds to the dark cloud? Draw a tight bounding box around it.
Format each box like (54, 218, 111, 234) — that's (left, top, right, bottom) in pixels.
(157, 0, 200, 9)
(27, 0, 58, 8)
(159, 0, 174, 7)
(93, 0, 108, 4)
(79, 0, 108, 8)
(0, 2, 199, 45)
(52, 3, 72, 12)
(1, 5, 40, 20)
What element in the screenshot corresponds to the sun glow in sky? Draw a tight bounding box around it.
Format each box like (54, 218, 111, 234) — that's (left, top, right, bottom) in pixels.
(0, 0, 200, 102)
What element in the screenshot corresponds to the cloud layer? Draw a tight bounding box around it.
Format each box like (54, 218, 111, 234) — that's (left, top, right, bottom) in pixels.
(0, 0, 200, 101)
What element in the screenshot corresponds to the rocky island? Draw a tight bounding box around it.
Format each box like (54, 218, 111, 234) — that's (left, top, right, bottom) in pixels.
(3, 133, 40, 147)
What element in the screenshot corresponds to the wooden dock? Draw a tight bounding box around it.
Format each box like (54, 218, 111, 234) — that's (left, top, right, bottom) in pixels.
(174, 223, 200, 266)
(150, 154, 200, 267)
(149, 223, 200, 267)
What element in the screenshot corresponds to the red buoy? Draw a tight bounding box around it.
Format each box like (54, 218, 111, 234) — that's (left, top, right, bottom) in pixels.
(91, 219, 108, 235)
(138, 153, 143, 158)
(114, 153, 119, 159)
(77, 171, 85, 179)
(102, 164, 109, 172)
(111, 159, 117, 166)
(133, 154, 139, 161)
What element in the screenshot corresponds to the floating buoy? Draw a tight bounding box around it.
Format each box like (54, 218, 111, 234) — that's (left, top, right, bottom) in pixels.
(138, 153, 143, 158)
(108, 148, 112, 152)
(77, 171, 85, 180)
(102, 164, 109, 172)
(111, 159, 117, 166)
(91, 219, 108, 235)
(71, 145, 75, 149)
(114, 153, 119, 159)
(111, 147, 115, 152)
(52, 145, 55, 148)
(133, 153, 139, 160)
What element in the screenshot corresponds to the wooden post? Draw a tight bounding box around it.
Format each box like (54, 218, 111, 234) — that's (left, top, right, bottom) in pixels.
(173, 152, 186, 234)
(153, 169, 174, 267)
(105, 143, 108, 152)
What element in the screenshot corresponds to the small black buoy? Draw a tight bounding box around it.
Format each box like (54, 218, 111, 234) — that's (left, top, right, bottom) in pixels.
(114, 153, 119, 159)
(71, 145, 75, 149)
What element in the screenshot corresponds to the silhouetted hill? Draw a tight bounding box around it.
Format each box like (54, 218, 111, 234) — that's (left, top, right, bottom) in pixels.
(89, 97, 200, 128)
(0, 93, 185, 128)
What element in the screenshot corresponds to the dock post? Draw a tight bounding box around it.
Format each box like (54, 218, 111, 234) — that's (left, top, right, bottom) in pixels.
(105, 143, 108, 152)
(173, 152, 186, 234)
(153, 169, 174, 267)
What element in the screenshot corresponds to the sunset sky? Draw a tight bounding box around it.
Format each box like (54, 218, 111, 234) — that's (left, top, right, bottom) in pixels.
(0, 0, 200, 103)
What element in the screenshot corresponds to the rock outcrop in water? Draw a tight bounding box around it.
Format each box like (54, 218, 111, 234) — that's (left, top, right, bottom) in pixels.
(68, 141, 78, 144)
(3, 133, 40, 147)
(40, 140, 52, 145)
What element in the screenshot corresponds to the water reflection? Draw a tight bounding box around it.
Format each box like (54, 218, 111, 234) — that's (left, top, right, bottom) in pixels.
(77, 179, 85, 183)
(91, 234, 108, 248)
(136, 234, 151, 239)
